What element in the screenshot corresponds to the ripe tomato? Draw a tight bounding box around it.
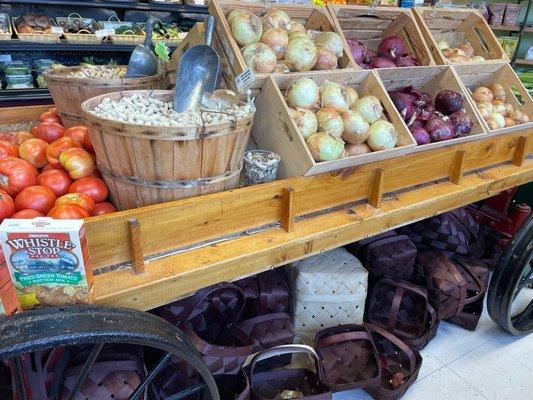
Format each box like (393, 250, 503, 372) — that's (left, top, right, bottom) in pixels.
(56, 192, 95, 214)
(0, 190, 15, 221)
(92, 201, 117, 216)
(0, 140, 19, 160)
(68, 177, 108, 203)
(41, 163, 60, 172)
(0, 157, 38, 196)
(83, 134, 94, 153)
(40, 111, 62, 124)
(46, 137, 81, 168)
(31, 122, 65, 143)
(15, 185, 56, 215)
(13, 132, 34, 146)
(63, 126, 89, 147)
(48, 204, 89, 219)
(11, 209, 44, 219)
(19, 138, 48, 168)
(59, 148, 95, 179)
(37, 169, 72, 197)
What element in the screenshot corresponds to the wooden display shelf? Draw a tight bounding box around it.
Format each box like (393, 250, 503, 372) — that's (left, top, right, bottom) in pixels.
(515, 59, 533, 66)
(490, 25, 521, 32)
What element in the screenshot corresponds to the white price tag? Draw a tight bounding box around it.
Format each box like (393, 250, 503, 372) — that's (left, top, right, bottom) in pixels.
(0, 54, 12, 65)
(235, 68, 255, 94)
(50, 26, 63, 34)
(95, 28, 115, 38)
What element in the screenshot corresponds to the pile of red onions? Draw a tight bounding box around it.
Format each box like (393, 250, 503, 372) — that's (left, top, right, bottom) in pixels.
(388, 86, 473, 145)
(346, 36, 420, 69)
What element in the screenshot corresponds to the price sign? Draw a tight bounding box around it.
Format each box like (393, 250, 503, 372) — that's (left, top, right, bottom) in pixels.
(95, 28, 115, 38)
(235, 68, 255, 94)
(50, 26, 64, 34)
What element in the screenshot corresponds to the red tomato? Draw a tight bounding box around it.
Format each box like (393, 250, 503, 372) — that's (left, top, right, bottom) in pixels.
(0, 157, 38, 196)
(37, 169, 72, 197)
(11, 209, 44, 219)
(59, 148, 95, 179)
(46, 137, 81, 168)
(92, 201, 117, 216)
(15, 185, 56, 215)
(68, 177, 108, 203)
(39, 111, 62, 124)
(13, 132, 34, 146)
(64, 126, 89, 146)
(48, 204, 89, 219)
(41, 163, 60, 172)
(83, 134, 94, 153)
(56, 192, 95, 214)
(19, 139, 48, 168)
(31, 122, 65, 143)
(0, 140, 19, 160)
(92, 169, 102, 179)
(0, 190, 15, 221)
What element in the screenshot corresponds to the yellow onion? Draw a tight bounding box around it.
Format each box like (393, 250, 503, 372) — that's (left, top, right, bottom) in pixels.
(345, 142, 372, 157)
(504, 117, 516, 127)
(320, 81, 350, 112)
(227, 9, 248, 26)
(490, 113, 505, 128)
(273, 62, 290, 73)
(314, 46, 338, 70)
(316, 107, 344, 137)
(472, 87, 494, 103)
(505, 103, 514, 115)
(260, 28, 289, 60)
(313, 32, 344, 58)
(448, 55, 469, 63)
(341, 110, 369, 144)
(367, 120, 397, 150)
(306, 132, 345, 162)
(344, 87, 359, 109)
(489, 84, 506, 102)
(289, 31, 307, 41)
(492, 99, 507, 115)
(487, 120, 500, 130)
(284, 37, 318, 72)
(289, 22, 305, 34)
(231, 11, 262, 47)
(458, 43, 474, 58)
(510, 110, 530, 124)
(477, 105, 491, 121)
(471, 55, 485, 62)
(242, 43, 277, 73)
(477, 101, 493, 112)
(262, 8, 291, 31)
(288, 107, 318, 140)
(355, 95, 383, 123)
(286, 77, 320, 109)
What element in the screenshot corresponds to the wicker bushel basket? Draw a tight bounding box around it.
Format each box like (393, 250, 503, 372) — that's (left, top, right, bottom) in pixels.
(81, 90, 254, 210)
(44, 66, 165, 128)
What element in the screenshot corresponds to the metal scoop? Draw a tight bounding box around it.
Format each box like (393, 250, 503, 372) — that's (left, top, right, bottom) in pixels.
(126, 17, 158, 78)
(173, 15, 220, 113)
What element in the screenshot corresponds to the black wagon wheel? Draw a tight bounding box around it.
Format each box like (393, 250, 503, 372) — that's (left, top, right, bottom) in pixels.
(488, 212, 533, 335)
(0, 306, 220, 400)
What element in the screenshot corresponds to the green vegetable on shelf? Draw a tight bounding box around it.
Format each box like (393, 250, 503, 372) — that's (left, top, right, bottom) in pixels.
(155, 41, 170, 62)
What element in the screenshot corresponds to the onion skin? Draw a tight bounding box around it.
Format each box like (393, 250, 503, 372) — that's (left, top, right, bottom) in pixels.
(377, 36, 405, 61)
(355, 95, 384, 123)
(242, 43, 277, 73)
(346, 38, 366, 64)
(314, 46, 338, 70)
(396, 56, 418, 67)
(504, 117, 516, 127)
(313, 32, 344, 58)
(284, 37, 318, 72)
(286, 77, 320, 110)
(341, 110, 370, 144)
(273, 62, 290, 73)
(320, 81, 350, 112)
(344, 87, 359, 109)
(426, 116, 454, 142)
(345, 142, 372, 156)
(260, 28, 289, 60)
(458, 43, 474, 58)
(435, 90, 464, 115)
(262, 8, 291, 31)
(231, 11, 262, 47)
(390, 92, 414, 120)
(306, 132, 345, 162)
(448, 110, 473, 138)
(289, 22, 305, 34)
(316, 107, 344, 137)
(472, 87, 494, 103)
(370, 57, 396, 69)
(288, 108, 318, 140)
(489, 84, 506, 102)
(410, 126, 431, 145)
(367, 120, 397, 150)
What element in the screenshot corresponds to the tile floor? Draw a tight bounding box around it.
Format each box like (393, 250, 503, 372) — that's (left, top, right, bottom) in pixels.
(333, 293, 533, 400)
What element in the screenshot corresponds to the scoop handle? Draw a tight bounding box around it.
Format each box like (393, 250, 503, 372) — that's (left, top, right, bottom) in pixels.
(144, 17, 156, 50)
(205, 15, 215, 47)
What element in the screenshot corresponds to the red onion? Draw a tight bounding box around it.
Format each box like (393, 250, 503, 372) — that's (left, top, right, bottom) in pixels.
(448, 110, 473, 138)
(390, 92, 414, 120)
(410, 120, 424, 129)
(378, 36, 405, 61)
(415, 104, 435, 122)
(346, 38, 366, 64)
(410, 126, 431, 145)
(363, 48, 376, 64)
(426, 116, 454, 142)
(435, 90, 464, 115)
(396, 56, 418, 67)
(370, 57, 396, 69)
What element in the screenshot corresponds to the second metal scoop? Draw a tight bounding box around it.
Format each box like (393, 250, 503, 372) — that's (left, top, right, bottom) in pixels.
(126, 17, 158, 78)
(173, 16, 220, 113)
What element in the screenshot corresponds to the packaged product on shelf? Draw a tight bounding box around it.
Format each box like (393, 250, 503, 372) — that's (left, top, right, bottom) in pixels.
(0, 13, 11, 39)
(0, 248, 21, 316)
(34, 58, 55, 88)
(0, 218, 94, 309)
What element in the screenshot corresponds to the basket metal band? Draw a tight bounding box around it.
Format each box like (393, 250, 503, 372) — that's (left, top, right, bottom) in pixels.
(98, 162, 242, 189)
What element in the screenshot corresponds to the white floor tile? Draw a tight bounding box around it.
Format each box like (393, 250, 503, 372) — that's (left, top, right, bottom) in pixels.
(448, 342, 533, 400)
(422, 321, 488, 364)
(403, 366, 486, 400)
(417, 348, 445, 381)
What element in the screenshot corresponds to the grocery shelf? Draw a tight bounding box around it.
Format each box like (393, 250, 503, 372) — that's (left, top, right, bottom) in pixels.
(0, 40, 176, 52)
(516, 59, 533, 66)
(490, 24, 521, 31)
(0, 0, 209, 13)
(524, 26, 533, 32)
(0, 88, 51, 102)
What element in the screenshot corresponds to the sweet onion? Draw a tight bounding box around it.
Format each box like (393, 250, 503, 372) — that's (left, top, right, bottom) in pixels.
(230, 11, 262, 47)
(260, 28, 289, 60)
(320, 81, 350, 112)
(286, 77, 320, 110)
(288, 108, 318, 140)
(242, 43, 277, 73)
(341, 110, 370, 144)
(367, 120, 397, 150)
(316, 108, 344, 137)
(314, 47, 337, 70)
(262, 8, 291, 31)
(284, 37, 318, 72)
(378, 36, 405, 61)
(435, 90, 464, 115)
(313, 32, 344, 58)
(289, 22, 305, 34)
(345, 142, 372, 156)
(306, 132, 345, 162)
(344, 87, 359, 109)
(355, 95, 383, 123)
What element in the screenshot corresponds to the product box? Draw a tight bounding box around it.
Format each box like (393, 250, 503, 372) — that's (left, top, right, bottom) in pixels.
(0, 218, 94, 309)
(0, 248, 21, 315)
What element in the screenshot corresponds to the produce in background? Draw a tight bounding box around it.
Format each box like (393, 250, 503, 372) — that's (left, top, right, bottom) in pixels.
(285, 77, 398, 162)
(471, 84, 530, 129)
(15, 12, 53, 34)
(228, 8, 346, 73)
(389, 86, 473, 144)
(0, 108, 116, 221)
(346, 36, 421, 69)
(67, 65, 127, 79)
(436, 40, 485, 63)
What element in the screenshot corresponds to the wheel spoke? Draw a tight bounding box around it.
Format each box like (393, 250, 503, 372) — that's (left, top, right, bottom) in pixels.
(65, 343, 103, 400)
(166, 383, 206, 400)
(128, 352, 172, 400)
(11, 356, 28, 400)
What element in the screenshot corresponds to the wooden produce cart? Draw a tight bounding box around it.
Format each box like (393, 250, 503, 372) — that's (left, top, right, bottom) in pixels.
(2, 106, 532, 312)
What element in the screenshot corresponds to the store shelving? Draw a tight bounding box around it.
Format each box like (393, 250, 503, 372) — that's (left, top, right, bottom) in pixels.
(490, 24, 521, 32)
(0, 40, 175, 52)
(516, 58, 533, 65)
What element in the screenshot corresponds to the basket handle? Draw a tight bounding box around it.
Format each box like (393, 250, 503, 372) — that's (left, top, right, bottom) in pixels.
(107, 15, 120, 22)
(247, 344, 320, 376)
(67, 13, 83, 21)
(119, 29, 136, 35)
(74, 29, 92, 35)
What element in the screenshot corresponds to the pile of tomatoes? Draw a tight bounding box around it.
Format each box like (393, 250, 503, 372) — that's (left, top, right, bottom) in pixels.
(0, 107, 117, 222)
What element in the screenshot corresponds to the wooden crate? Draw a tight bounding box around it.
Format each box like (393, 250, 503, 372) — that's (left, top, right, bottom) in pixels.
(413, 7, 508, 65)
(252, 70, 416, 178)
(453, 62, 533, 136)
(327, 5, 434, 68)
(209, 0, 357, 92)
(377, 65, 486, 150)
